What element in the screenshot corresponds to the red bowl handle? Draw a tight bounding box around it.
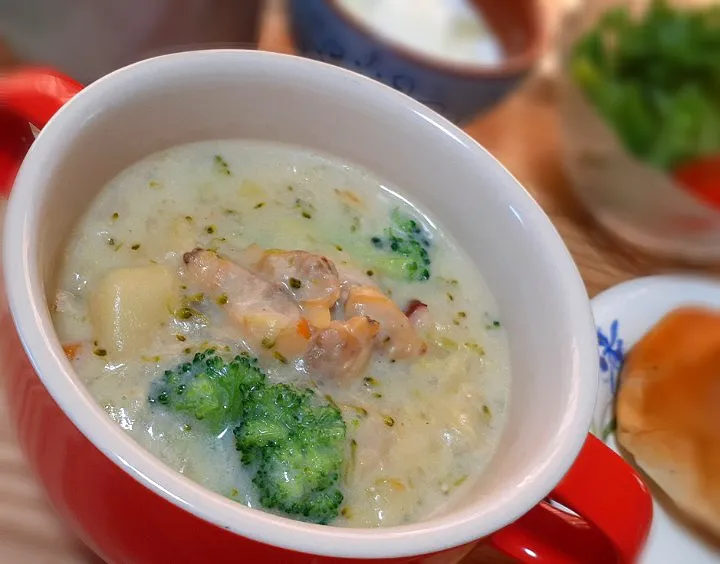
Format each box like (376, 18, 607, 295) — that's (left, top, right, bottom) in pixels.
(0, 67, 83, 195)
(488, 433, 653, 563)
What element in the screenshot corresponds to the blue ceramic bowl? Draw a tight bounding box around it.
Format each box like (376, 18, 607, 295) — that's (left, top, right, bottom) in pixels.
(288, 0, 544, 124)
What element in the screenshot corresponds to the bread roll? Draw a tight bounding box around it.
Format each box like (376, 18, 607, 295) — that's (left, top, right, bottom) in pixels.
(616, 307, 720, 536)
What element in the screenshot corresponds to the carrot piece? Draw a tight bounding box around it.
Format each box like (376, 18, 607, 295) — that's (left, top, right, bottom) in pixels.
(296, 318, 311, 339)
(388, 479, 406, 491)
(62, 343, 81, 360)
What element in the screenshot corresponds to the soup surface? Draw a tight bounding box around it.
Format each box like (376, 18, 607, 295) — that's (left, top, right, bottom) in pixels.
(52, 140, 510, 527)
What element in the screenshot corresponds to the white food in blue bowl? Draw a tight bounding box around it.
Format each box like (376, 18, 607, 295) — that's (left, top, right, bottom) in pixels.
(288, 0, 544, 124)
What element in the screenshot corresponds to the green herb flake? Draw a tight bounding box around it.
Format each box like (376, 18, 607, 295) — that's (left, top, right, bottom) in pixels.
(464, 342, 485, 355)
(205, 225, 216, 234)
(185, 216, 193, 223)
(601, 418, 617, 441)
(216, 293, 229, 305)
(106, 237, 123, 251)
(254, 202, 265, 209)
(335, 244, 343, 251)
(453, 475, 468, 488)
(345, 405, 368, 417)
(213, 154, 232, 176)
(261, 337, 275, 349)
(273, 351, 288, 364)
(345, 438, 359, 483)
(93, 348, 108, 357)
(383, 415, 395, 427)
(447, 292, 455, 302)
(111, 212, 119, 221)
(325, 395, 340, 410)
(294, 198, 315, 220)
(288, 277, 302, 289)
(148, 180, 162, 189)
(174, 307, 195, 320)
(482, 404, 492, 418)
(437, 336, 458, 351)
(363, 376, 378, 388)
(183, 423, 192, 432)
(131, 243, 141, 251)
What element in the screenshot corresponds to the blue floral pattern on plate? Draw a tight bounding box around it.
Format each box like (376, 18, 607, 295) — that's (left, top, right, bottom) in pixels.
(593, 319, 624, 440)
(598, 319, 624, 394)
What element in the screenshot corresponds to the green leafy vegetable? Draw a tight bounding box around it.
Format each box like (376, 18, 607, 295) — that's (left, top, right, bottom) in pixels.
(234, 384, 346, 524)
(369, 208, 432, 282)
(148, 349, 346, 524)
(148, 349, 264, 432)
(571, 0, 720, 170)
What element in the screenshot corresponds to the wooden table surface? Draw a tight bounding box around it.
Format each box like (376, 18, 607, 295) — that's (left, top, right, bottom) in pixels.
(0, 1, 707, 563)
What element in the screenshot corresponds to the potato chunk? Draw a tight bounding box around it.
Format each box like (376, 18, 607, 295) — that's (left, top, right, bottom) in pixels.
(90, 265, 179, 357)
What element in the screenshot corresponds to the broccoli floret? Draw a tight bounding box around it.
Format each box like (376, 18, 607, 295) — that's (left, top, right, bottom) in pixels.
(149, 349, 346, 524)
(370, 208, 431, 282)
(148, 349, 265, 433)
(234, 384, 346, 524)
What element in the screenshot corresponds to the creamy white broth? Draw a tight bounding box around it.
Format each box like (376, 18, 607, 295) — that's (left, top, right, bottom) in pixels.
(52, 140, 510, 527)
(337, 0, 504, 67)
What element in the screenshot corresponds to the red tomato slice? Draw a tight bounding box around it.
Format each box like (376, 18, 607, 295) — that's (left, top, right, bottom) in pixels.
(674, 155, 720, 212)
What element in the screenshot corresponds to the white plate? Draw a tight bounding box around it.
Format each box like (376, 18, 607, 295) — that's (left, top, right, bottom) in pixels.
(591, 275, 720, 563)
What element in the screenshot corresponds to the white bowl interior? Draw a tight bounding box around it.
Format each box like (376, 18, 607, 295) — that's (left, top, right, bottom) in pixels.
(5, 51, 597, 557)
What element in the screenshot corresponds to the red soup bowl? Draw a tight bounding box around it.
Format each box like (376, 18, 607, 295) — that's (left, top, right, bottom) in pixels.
(0, 51, 651, 564)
